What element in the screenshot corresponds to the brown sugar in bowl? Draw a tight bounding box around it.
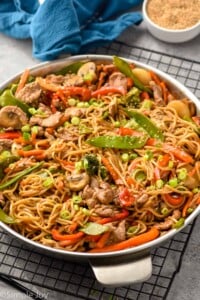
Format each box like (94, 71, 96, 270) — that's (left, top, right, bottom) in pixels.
(142, 0, 200, 43)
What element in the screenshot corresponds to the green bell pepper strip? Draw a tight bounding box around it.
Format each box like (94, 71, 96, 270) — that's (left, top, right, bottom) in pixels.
(125, 109, 164, 141)
(0, 207, 15, 224)
(0, 162, 43, 190)
(0, 89, 30, 115)
(87, 135, 148, 149)
(55, 61, 85, 75)
(113, 56, 152, 94)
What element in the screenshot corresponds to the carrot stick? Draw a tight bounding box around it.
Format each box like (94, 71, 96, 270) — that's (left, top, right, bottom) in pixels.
(160, 81, 168, 104)
(182, 197, 193, 218)
(16, 69, 30, 93)
(59, 239, 81, 247)
(89, 227, 159, 253)
(101, 156, 119, 183)
(68, 222, 78, 233)
(18, 149, 45, 157)
(163, 144, 194, 164)
(150, 71, 161, 85)
(52, 229, 84, 241)
(95, 231, 111, 249)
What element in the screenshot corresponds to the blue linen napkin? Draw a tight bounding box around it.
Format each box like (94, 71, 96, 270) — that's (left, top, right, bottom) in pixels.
(0, 0, 143, 61)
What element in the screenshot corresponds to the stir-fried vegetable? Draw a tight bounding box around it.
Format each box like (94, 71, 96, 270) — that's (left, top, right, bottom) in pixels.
(0, 89, 30, 115)
(87, 135, 148, 149)
(55, 61, 85, 75)
(113, 56, 152, 94)
(0, 208, 15, 224)
(0, 162, 43, 190)
(125, 110, 164, 141)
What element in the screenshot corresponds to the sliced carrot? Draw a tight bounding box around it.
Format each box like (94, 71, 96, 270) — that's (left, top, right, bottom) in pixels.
(18, 149, 45, 157)
(16, 69, 30, 93)
(160, 81, 168, 104)
(96, 209, 129, 225)
(95, 231, 111, 249)
(150, 71, 161, 85)
(154, 167, 161, 180)
(127, 77, 134, 89)
(158, 154, 171, 167)
(182, 196, 193, 218)
(101, 156, 119, 183)
(140, 91, 150, 100)
(68, 222, 78, 233)
(89, 227, 159, 253)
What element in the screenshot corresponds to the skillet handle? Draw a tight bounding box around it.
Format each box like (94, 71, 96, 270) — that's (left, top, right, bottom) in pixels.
(90, 253, 152, 286)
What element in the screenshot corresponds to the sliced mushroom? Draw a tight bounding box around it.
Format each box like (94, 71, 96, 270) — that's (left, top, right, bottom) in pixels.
(77, 62, 96, 81)
(0, 106, 28, 129)
(67, 173, 90, 191)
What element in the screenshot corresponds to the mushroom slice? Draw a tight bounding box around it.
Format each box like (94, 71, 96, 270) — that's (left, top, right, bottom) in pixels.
(0, 106, 28, 129)
(67, 173, 90, 191)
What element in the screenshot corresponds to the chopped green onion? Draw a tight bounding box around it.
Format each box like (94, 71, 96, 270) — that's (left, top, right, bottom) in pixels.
(68, 98, 77, 106)
(121, 153, 129, 162)
(81, 208, 91, 216)
(113, 121, 121, 128)
(141, 100, 153, 110)
(161, 207, 169, 216)
(71, 116, 80, 125)
(173, 217, 185, 229)
(72, 195, 82, 204)
(43, 177, 54, 187)
(31, 126, 38, 134)
(21, 124, 31, 132)
(144, 150, 153, 160)
(168, 161, 174, 169)
(23, 132, 31, 141)
(76, 101, 89, 108)
(129, 153, 138, 160)
(177, 168, 188, 180)
(28, 108, 38, 115)
(60, 210, 71, 220)
(127, 226, 139, 237)
(135, 170, 146, 182)
(64, 121, 70, 127)
(187, 207, 194, 214)
(156, 179, 164, 189)
(75, 161, 83, 171)
(74, 204, 80, 211)
(0, 151, 11, 159)
(192, 188, 200, 194)
(168, 177, 178, 188)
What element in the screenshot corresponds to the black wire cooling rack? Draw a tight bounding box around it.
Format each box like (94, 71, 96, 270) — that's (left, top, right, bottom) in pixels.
(0, 42, 200, 300)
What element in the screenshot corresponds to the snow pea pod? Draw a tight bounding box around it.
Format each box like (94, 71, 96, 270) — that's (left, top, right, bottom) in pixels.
(113, 56, 152, 94)
(87, 135, 148, 149)
(0, 89, 30, 115)
(125, 109, 164, 141)
(0, 208, 15, 224)
(0, 162, 43, 190)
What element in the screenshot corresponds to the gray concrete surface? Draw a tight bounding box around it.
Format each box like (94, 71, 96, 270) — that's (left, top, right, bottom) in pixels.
(0, 16, 200, 300)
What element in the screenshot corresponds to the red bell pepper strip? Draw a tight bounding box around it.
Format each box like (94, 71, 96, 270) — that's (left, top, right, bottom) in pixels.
(51, 229, 84, 241)
(0, 132, 22, 139)
(61, 87, 91, 101)
(93, 209, 129, 225)
(91, 86, 126, 97)
(116, 127, 143, 137)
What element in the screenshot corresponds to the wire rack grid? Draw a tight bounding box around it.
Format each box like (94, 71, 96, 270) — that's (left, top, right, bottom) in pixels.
(0, 42, 200, 300)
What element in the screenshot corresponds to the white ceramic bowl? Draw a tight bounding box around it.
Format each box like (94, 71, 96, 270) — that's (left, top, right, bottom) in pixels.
(142, 0, 200, 43)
